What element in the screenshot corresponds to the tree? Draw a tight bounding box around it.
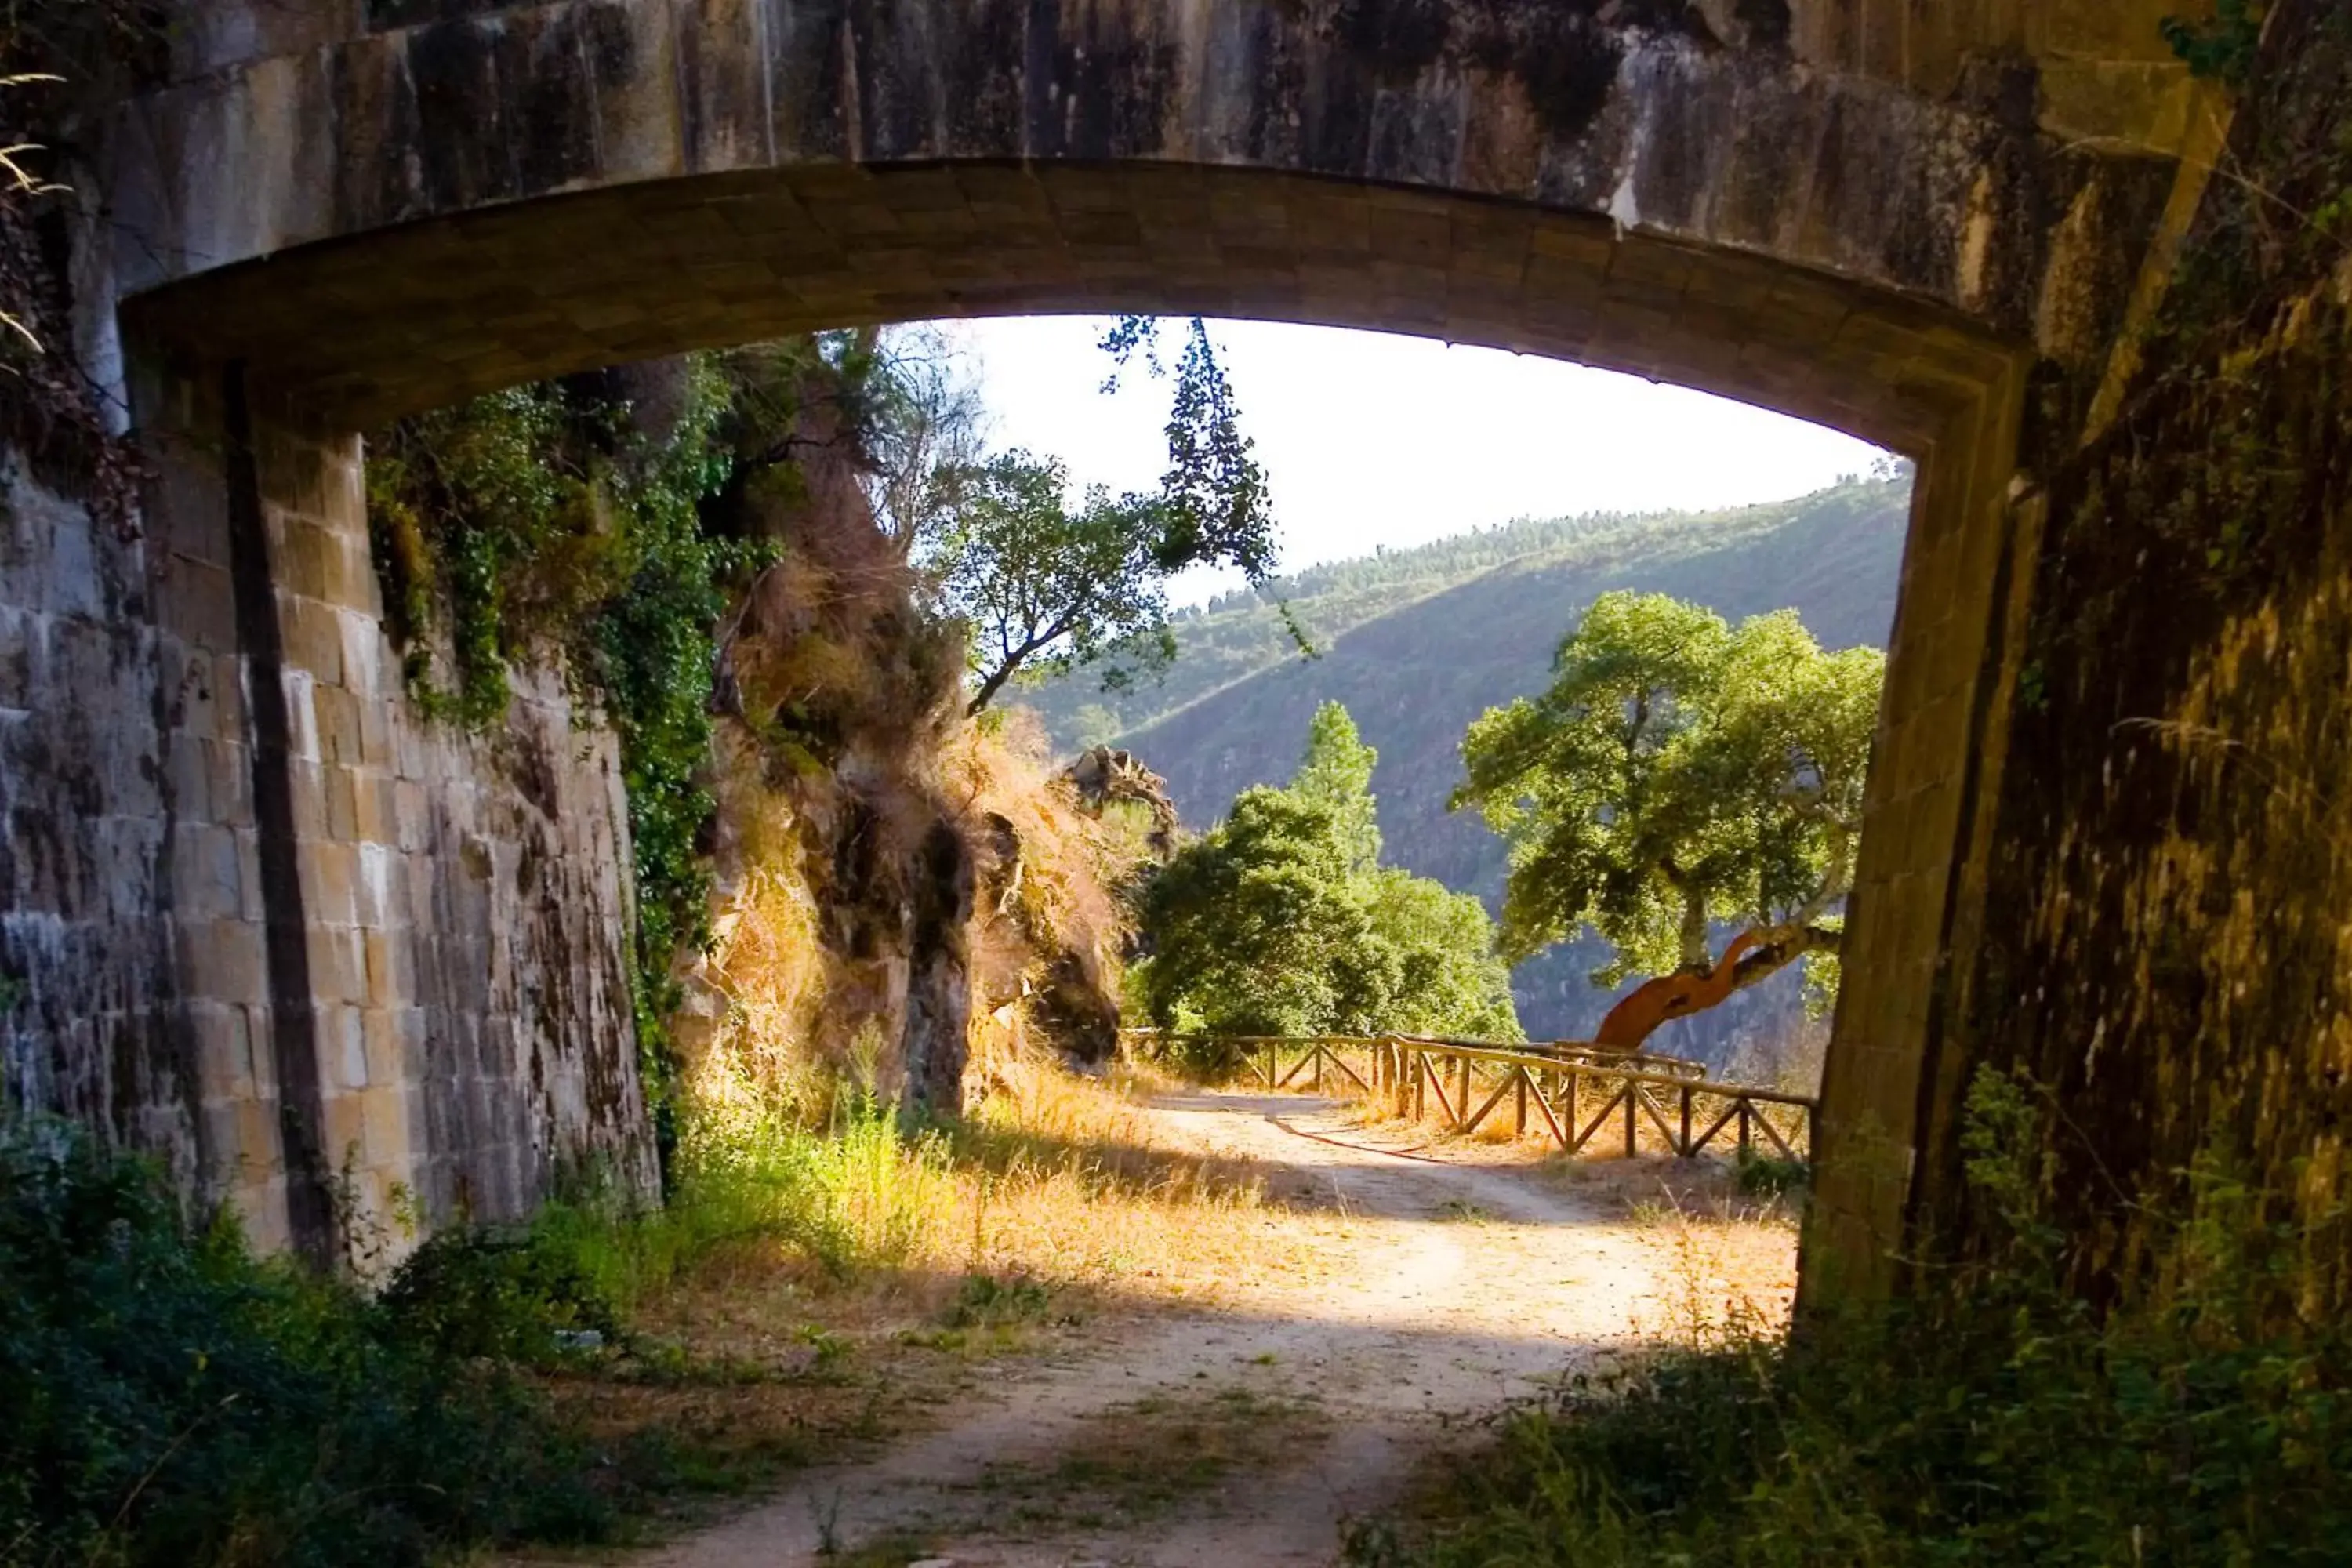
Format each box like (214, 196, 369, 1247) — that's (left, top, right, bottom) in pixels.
(1139, 703, 1519, 1050)
(709, 327, 983, 555)
(924, 452, 1185, 717)
(1452, 590, 1882, 1051)
(921, 317, 1290, 716)
(1289, 700, 1381, 873)
(1359, 869, 1523, 1040)
(1137, 786, 1392, 1040)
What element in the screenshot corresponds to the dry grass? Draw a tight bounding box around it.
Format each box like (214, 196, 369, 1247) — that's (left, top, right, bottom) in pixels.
(630, 1058, 1330, 1350)
(955, 1053, 1326, 1304)
(525, 1055, 1345, 1538)
(958, 1384, 1334, 1534)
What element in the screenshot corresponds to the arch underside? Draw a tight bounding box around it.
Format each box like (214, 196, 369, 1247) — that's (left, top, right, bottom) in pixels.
(117, 149, 2031, 1293)
(133, 158, 2007, 451)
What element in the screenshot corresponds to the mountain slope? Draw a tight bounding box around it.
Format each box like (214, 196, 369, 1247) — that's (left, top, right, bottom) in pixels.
(1018, 477, 1910, 1053)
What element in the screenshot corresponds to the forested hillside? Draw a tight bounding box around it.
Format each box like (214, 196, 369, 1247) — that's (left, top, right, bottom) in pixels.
(1015, 475, 1910, 1058)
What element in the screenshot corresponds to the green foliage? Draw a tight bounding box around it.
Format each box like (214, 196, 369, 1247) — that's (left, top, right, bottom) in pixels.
(377, 1225, 625, 1365)
(1289, 700, 1382, 873)
(1356, 867, 1524, 1040)
(0, 1121, 618, 1568)
(1348, 1069, 2352, 1568)
(0, 1094, 1012, 1567)
(1141, 786, 1389, 1044)
(583, 371, 754, 1068)
(366, 385, 590, 728)
(946, 1271, 1052, 1329)
(2163, 1, 2265, 85)
(928, 316, 1288, 713)
(1454, 591, 1882, 984)
(1730, 1145, 1808, 1198)
(924, 451, 1185, 714)
(521, 1090, 960, 1316)
(367, 363, 767, 1125)
(1138, 318, 1280, 585)
(1139, 704, 1519, 1059)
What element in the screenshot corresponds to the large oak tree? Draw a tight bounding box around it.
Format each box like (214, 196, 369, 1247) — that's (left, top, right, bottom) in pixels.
(1452, 591, 1882, 1051)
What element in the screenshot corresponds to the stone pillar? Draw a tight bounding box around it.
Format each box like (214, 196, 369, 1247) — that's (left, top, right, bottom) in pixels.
(1802, 353, 2033, 1303)
(83, 356, 659, 1266)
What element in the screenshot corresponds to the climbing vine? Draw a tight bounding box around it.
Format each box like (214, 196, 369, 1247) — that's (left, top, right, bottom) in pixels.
(2162, 0, 2267, 87)
(0, 2, 166, 533)
(366, 361, 763, 1116)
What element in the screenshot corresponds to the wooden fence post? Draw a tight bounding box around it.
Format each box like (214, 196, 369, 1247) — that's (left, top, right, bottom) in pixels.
(1624, 1078, 1638, 1158)
(1679, 1084, 1693, 1157)
(1515, 1071, 1527, 1137)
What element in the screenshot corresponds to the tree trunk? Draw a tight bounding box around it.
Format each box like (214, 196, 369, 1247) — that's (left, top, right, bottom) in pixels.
(1592, 924, 1838, 1054)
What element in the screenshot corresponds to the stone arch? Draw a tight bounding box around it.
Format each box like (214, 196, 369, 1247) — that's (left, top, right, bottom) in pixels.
(86, 0, 2195, 1283)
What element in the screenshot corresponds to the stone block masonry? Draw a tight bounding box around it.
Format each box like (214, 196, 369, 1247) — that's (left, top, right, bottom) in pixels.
(0, 358, 655, 1265)
(52, 0, 2287, 1306)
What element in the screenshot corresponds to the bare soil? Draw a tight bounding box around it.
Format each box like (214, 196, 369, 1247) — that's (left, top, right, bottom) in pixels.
(601, 1089, 1794, 1568)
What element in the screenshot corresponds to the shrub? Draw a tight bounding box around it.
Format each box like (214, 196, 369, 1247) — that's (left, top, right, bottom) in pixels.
(1731, 1147, 1808, 1199)
(379, 1224, 626, 1364)
(0, 1121, 615, 1568)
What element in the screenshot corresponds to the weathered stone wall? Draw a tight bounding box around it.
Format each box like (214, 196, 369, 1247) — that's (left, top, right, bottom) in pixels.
(1907, 0, 2352, 1308)
(2, 360, 654, 1261)
(74, 0, 2253, 1294)
(0, 460, 193, 1186)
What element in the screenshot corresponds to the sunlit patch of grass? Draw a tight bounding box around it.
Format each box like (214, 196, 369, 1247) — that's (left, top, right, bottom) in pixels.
(948, 1052, 1330, 1303)
(503, 1052, 1348, 1534)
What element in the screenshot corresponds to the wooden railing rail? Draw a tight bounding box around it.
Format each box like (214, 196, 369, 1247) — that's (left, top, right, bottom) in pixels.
(1122, 1029, 1815, 1163)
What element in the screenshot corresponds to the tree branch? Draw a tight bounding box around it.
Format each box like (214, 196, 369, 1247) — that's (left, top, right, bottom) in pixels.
(966, 608, 1082, 717)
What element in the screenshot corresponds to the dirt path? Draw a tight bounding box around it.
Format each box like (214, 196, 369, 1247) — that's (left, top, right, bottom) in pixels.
(640, 1090, 1715, 1568)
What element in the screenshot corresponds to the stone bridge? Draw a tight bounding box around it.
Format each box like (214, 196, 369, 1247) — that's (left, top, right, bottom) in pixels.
(2, 0, 2269, 1290)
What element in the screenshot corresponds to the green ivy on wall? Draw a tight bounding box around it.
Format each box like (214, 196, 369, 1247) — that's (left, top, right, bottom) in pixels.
(365, 358, 768, 1138)
(2162, 0, 2267, 86)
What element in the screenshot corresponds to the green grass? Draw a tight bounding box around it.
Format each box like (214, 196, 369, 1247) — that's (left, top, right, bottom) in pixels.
(520, 1088, 963, 1316)
(0, 1122, 622, 1568)
(0, 1092, 1012, 1568)
(1346, 1072, 2352, 1567)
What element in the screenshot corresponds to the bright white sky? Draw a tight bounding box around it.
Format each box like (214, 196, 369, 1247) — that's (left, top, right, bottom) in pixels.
(940, 316, 1890, 605)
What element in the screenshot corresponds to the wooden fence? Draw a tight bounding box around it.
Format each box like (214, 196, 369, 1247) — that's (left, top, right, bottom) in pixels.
(1129, 1030, 1815, 1163)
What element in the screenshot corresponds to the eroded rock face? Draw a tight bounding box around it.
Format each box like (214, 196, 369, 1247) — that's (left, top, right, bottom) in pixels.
(1063, 748, 1181, 866)
(901, 818, 975, 1116)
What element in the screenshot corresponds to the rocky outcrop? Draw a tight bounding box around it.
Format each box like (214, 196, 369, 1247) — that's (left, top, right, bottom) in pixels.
(1062, 747, 1181, 862)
